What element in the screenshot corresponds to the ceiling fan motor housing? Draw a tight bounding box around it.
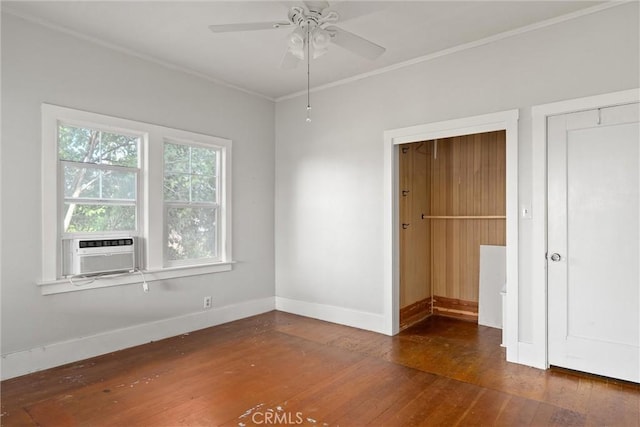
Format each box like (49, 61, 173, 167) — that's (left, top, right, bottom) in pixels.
(288, 6, 338, 31)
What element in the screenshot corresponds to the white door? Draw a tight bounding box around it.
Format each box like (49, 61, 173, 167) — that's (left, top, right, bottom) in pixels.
(547, 102, 639, 383)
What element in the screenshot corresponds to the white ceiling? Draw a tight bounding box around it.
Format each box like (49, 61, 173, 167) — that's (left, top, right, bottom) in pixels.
(3, 1, 605, 100)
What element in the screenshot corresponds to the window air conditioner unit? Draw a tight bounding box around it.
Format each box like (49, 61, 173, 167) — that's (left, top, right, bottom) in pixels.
(62, 237, 137, 277)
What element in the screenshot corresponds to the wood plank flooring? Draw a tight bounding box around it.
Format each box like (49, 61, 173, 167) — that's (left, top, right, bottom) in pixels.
(1, 312, 639, 426)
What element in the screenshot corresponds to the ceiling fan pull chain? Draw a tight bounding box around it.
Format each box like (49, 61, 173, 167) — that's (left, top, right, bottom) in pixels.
(306, 24, 312, 123)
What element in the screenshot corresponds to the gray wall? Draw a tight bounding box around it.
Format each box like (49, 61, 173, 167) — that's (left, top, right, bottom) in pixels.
(1, 13, 275, 355)
(274, 3, 639, 343)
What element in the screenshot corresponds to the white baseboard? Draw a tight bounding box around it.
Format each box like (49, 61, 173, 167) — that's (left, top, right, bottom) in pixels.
(0, 297, 275, 380)
(275, 296, 386, 334)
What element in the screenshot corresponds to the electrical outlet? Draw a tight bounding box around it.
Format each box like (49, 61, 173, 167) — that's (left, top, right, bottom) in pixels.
(203, 296, 212, 309)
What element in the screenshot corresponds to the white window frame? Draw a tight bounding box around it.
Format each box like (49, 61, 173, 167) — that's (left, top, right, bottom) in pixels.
(163, 138, 223, 268)
(58, 120, 143, 239)
(40, 104, 233, 295)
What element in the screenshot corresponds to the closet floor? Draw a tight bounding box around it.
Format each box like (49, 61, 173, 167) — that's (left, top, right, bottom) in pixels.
(2, 312, 638, 426)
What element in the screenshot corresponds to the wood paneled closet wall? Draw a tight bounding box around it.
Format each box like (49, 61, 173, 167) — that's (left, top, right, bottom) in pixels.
(399, 130, 506, 328)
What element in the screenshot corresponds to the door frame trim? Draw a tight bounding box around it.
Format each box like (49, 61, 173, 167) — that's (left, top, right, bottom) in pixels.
(531, 88, 640, 369)
(383, 109, 519, 363)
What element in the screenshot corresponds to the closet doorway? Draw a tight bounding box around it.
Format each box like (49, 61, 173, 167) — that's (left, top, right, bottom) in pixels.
(399, 131, 506, 329)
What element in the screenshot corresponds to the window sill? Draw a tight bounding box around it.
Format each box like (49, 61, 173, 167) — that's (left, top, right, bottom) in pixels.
(37, 262, 235, 295)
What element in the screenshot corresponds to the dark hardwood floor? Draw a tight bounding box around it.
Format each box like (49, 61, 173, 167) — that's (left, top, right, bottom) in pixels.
(1, 311, 639, 426)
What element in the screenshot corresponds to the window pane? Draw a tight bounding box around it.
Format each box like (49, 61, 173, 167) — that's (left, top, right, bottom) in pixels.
(58, 123, 138, 167)
(58, 124, 101, 163)
(191, 176, 216, 202)
(164, 173, 190, 201)
(64, 164, 136, 200)
(166, 207, 217, 261)
(191, 146, 217, 176)
(164, 143, 190, 173)
(100, 131, 139, 167)
(63, 203, 136, 232)
(164, 142, 218, 204)
(64, 164, 100, 198)
(102, 170, 136, 200)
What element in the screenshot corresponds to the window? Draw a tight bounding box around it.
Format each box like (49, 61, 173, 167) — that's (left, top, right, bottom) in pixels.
(164, 141, 220, 266)
(59, 123, 140, 234)
(41, 104, 232, 291)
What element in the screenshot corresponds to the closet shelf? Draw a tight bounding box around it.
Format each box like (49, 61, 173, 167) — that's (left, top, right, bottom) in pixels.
(421, 215, 506, 219)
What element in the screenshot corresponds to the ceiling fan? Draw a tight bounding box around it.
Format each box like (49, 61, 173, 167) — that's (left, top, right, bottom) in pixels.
(208, 1, 386, 69)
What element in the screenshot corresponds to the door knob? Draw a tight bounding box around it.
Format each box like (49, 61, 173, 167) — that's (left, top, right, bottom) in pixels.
(550, 253, 562, 262)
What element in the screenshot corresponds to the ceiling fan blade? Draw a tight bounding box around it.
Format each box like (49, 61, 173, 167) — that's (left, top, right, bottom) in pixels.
(280, 49, 302, 69)
(209, 21, 292, 33)
(303, 1, 330, 12)
(325, 25, 385, 60)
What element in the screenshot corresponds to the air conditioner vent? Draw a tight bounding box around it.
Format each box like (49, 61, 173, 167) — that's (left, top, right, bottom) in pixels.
(78, 238, 134, 248)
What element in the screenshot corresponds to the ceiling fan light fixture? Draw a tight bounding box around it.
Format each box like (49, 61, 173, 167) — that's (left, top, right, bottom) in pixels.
(287, 27, 306, 60)
(311, 27, 330, 58)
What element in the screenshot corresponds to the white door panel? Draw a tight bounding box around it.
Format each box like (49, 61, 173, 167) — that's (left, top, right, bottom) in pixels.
(548, 103, 639, 383)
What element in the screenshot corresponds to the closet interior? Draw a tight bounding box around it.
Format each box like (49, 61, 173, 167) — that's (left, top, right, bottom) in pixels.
(399, 130, 506, 329)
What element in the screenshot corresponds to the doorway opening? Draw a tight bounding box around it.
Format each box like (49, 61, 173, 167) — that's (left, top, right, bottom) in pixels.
(398, 131, 506, 331)
(383, 109, 518, 363)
